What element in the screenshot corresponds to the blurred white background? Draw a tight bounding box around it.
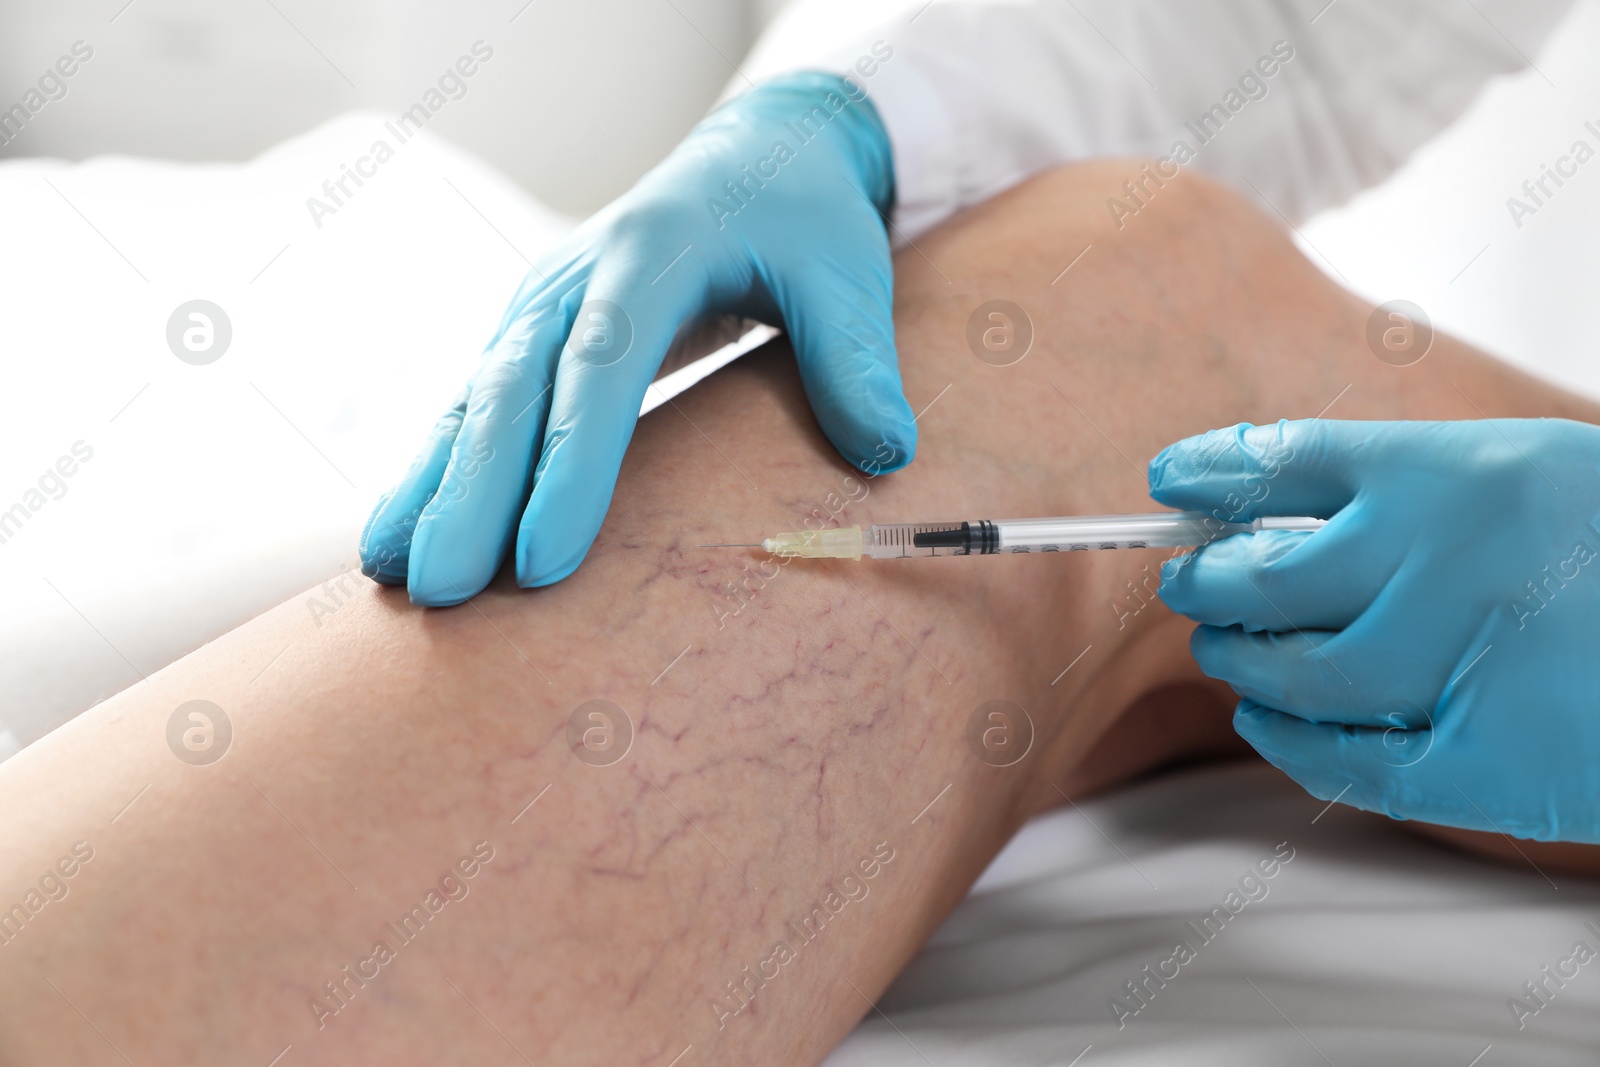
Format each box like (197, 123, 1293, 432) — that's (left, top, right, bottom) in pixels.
(0, 0, 795, 215)
(3, 0, 1594, 370)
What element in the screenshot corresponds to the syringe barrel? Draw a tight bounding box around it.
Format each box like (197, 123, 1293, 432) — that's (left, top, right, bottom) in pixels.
(863, 512, 1322, 557)
(995, 513, 1245, 551)
(864, 521, 974, 559)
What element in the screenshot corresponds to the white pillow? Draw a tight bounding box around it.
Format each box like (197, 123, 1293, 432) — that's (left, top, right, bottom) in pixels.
(0, 112, 570, 751)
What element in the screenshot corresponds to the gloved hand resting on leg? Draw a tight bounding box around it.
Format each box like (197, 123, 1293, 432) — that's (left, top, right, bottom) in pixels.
(360, 72, 915, 605)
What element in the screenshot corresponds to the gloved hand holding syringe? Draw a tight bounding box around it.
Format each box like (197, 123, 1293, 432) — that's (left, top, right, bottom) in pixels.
(703, 512, 1326, 560)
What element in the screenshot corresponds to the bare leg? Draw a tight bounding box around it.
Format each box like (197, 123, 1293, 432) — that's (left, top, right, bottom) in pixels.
(1, 162, 1594, 1065)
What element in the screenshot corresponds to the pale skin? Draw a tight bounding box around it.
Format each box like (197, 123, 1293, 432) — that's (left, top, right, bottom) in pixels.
(2, 161, 1597, 1065)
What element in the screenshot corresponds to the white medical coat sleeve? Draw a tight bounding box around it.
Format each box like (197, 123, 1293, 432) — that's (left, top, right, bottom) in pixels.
(735, 0, 1575, 239)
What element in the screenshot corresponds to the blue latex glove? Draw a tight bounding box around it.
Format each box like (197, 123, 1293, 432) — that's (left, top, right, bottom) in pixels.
(360, 72, 915, 605)
(1149, 418, 1600, 842)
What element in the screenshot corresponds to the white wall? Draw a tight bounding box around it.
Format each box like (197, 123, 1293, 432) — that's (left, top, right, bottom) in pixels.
(0, 0, 765, 216)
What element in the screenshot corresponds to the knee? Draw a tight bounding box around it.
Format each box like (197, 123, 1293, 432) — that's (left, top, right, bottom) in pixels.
(1026, 159, 1251, 226)
(1022, 159, 1300, 272)
(908, 158, 1329, 328)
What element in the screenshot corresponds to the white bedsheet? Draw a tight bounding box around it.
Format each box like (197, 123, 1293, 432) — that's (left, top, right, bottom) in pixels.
(3, 10, 1600, 1058)
(826, 761, 1600, 1065)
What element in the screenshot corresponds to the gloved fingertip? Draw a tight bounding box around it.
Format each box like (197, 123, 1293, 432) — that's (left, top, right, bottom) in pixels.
(363, 563, 407, 587)
(408, 584, 473, 608)
(403, 522, 498, 607)
(866, 445, 914, 475)
(1147, 445, 1176, 491)
(405, 558, 476, 606)
(863, 418, 918, 474)
(358, 527, 410, 585)
(520, 557, 584, 589)
(517, 537, 590, 588)
(1147, 431, 1213, 492)
(849, 372, 918, 470)
(1187, 627, 1248, 691)
(1156, 554, 1198, 615)
(820, 397, 917, 476)
(1231, 699, 1277, 746)
(1186, 620, 1220, 652)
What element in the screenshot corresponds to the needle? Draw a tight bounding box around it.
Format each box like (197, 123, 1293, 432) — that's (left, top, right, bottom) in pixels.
(698, 543, 763, 548)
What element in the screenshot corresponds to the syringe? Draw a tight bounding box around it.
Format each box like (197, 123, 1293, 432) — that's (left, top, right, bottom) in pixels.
(702, 511, 1325, 560)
